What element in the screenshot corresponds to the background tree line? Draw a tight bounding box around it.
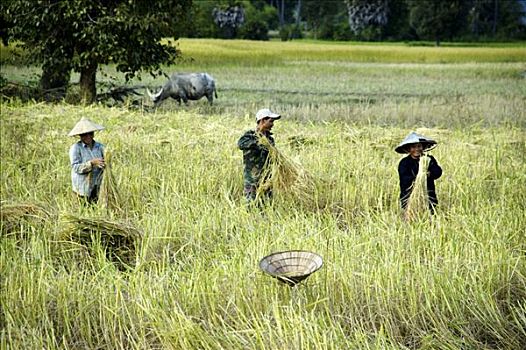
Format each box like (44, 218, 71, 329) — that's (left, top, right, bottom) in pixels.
(1, 0, 525, 105)
(185, 0, 526, 43)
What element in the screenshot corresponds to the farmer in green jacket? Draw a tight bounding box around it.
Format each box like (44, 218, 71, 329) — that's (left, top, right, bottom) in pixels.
(237, 108, 281, 203)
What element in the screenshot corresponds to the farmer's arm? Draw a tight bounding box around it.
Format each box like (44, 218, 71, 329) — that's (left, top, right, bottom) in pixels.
(69, 144, 93, 174)
(238, 132, 258, 150)
(427, 156, 442, 180)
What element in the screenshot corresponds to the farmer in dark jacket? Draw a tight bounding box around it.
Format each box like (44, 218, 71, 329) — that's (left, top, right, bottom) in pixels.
(238, 108, 281, 203)
(396, 132, 442, 213)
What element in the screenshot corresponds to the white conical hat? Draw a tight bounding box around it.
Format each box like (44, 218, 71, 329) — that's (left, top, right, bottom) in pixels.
(395, 131, 437, 154)
(68, 117, 105, 136)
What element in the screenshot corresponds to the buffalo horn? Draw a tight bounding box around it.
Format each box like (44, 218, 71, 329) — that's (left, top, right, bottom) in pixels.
(147, 87, 163, 100)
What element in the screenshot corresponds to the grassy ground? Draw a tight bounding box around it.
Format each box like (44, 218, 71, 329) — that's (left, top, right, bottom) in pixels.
(174, 38, 526, 65)
(1, 39, 526, 349)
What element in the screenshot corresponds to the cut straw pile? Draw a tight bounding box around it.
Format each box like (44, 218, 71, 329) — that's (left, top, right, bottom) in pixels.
(1, 201, 51, 237)
(256, 134, 317, 208)
(405, 155, 430, 222)
(62, 214, 142, 266)
(97, 150, 123, 214)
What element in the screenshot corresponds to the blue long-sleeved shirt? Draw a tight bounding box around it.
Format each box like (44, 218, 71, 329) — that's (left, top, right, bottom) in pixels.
(69, 141, 105, 196)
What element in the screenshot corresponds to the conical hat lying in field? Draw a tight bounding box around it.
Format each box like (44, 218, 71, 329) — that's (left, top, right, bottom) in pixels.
(68, 117, 105, 136)
(395, 131, 437, 154)
(259, 250, 323, 286)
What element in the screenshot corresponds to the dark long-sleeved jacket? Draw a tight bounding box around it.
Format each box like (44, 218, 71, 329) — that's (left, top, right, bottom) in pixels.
(398, 155, 442, 209)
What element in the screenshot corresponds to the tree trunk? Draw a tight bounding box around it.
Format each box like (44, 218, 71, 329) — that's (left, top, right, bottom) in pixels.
(290, 0, 302, 39)
(295, 0, 302, 26)
(492, 0, 498, 36)
(40, 60, 71, 101)
(79, 63, 98, 105)
(279, 0, 285, 27)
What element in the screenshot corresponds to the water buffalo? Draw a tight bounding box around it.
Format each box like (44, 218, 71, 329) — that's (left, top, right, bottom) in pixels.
(147, 73, 217, 107)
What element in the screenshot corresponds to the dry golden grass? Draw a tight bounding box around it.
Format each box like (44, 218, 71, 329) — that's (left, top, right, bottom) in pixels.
(61, 214, 142, 266)
(405, 155, 431, 222)
(0, 201, 51, 237)
(1, 41, 525, 348)
(97, 150, 123, 215)
(256, 133, 318, 208)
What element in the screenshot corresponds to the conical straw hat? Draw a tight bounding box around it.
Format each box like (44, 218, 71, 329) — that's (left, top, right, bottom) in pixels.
(68, 117, 105, 136)
(394, 131, 437, 154)
(259, 250, 323, 286)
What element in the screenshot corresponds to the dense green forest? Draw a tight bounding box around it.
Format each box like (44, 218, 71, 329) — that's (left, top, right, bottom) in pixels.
(184, 0, 526, 42)
(3, 1, 526, 44)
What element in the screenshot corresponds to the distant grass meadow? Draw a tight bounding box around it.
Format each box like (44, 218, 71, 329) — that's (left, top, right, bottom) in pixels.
(1, 39, 526, 349)
(174, 39, 526, 66)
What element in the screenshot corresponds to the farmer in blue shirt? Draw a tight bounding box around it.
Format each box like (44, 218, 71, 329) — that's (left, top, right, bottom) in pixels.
(68, 117, 105, 205)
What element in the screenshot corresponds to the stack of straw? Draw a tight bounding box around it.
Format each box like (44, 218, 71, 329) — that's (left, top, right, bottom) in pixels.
(98, 150, 123, 214)
(405, 155, 430, 222)
(62, 214, 141, 266)
(1, 202, 51, 237)
(256, 134, 317, 207)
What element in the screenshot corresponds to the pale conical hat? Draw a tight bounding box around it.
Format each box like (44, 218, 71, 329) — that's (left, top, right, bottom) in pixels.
(395, 131, 437, 154)
(68, 117, 105, 136)
(259, 250, 323, 286)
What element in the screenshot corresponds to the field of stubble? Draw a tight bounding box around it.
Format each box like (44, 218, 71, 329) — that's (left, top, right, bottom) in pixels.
(1, 39, 525, 349)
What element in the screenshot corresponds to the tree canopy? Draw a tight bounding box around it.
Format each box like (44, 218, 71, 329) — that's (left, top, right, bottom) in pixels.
(408, 0, 468, 46)
(182, 0, 525, 42)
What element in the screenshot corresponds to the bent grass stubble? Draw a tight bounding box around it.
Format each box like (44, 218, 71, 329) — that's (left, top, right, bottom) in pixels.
(256, 133, 318, 209)
(1, 102, 524, 349)
(97, 149, 124, 215)
(404, 154, 430, 222)
(1, 43, 525, 349)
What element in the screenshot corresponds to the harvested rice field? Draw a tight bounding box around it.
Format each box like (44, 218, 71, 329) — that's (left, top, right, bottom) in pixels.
(1, 39, 525, 349)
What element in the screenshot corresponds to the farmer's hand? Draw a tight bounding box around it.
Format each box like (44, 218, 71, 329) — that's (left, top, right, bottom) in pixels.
(90, 158, 105, 169)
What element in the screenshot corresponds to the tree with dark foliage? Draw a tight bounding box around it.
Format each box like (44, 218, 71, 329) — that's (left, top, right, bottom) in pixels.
(407, 0, 468, 46)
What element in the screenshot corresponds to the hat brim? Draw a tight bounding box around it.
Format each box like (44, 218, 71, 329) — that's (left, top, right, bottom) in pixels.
(68, 119, 105, 136)
(395, 141, 437, 154)
(256, 114, 281, 122)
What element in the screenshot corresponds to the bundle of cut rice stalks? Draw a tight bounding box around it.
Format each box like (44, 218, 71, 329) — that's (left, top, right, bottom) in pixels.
(61, 214, 142, 267)
(405, 155, 430, 222)
(1, 201, 52, 237)
(256, 134, 318, 208)
(98, 150, 123, 215)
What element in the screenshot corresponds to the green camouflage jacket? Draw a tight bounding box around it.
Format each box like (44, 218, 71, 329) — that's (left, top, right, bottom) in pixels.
(237, 130, 275, 188)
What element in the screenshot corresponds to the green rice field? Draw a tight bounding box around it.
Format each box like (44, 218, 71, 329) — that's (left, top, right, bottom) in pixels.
(1, 39, 525, 349)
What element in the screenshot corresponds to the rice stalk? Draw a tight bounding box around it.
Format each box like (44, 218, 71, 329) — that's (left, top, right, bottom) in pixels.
(98, 149, 123, 215)
(0, 201, 51, 237)
(405, 155, 430, 222)
(61, 214, 142, 266)
(256, 134, 318, 208)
